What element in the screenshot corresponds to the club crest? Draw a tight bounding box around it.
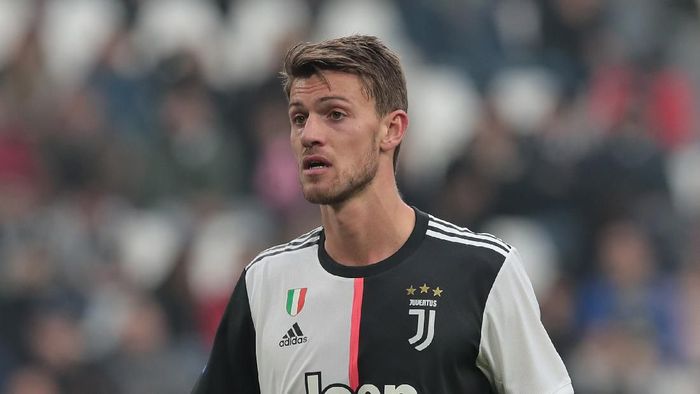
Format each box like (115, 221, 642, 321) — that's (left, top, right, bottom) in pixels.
(405, 283, 443, 351)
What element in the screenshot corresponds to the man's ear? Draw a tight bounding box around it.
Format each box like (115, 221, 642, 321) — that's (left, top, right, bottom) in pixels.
(380, 109, 409, 153)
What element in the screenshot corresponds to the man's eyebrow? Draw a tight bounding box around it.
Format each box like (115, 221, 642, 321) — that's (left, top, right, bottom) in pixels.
(318, 96, 351, 104)
(289, 96, 352, 109)
(289, 101, 304, 109)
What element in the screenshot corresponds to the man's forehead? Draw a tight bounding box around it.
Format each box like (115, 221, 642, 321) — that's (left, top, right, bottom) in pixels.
(289, 71, 369, 103)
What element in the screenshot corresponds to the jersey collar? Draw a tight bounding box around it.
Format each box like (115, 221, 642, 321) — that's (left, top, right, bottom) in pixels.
(317, 207, 428, 278)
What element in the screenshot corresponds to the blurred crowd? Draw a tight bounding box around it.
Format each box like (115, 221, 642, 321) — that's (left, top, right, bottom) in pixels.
(1, 0, 699, 393)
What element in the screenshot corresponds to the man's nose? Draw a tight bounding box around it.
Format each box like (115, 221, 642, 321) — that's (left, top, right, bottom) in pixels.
(300, 114, 325, 148)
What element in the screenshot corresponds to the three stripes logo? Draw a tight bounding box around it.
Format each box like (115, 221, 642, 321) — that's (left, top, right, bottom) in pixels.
(279, 322, 308, 347)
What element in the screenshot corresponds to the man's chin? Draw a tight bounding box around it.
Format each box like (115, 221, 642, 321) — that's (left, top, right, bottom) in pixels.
(302, 186, 347, 206)
(303, 191, 338, 205)
(301, 170, 373, 206)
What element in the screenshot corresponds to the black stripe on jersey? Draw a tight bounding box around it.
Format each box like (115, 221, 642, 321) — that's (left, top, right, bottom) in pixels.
(248, 228, 321, 266)
(292, 323, 303, 336)
(426, 229, 509, 259)
(257, 227, 322, 257)
(248, 237, 319, 267)
(429, 215, 510, 248)
(427, 224, 511, 255)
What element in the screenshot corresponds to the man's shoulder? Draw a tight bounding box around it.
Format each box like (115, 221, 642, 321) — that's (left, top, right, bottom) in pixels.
(423, 213, 512, 261)
(245, 226, 323, 270)
(416, 213, 516, 313)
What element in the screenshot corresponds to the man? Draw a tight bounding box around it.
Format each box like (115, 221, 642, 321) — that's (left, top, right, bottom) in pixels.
(192, 35, 573, 394)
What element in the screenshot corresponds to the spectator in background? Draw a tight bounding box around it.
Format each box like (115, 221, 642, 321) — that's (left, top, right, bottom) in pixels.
(576, 220, 682, 358)
(3, 366, 60, 394)
(14, 304, 116, 394)
(106, 294, 202, 394)
(151, 51, 240, 201)
(571, 219, 684, 391)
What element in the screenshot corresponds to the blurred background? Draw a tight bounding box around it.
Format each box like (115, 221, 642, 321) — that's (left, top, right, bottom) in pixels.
(0, 0, 699, 393)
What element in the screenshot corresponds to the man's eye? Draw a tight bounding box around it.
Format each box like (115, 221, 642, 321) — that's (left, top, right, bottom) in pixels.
(292, 114, 306, 125)
(329, 111, 345, 121)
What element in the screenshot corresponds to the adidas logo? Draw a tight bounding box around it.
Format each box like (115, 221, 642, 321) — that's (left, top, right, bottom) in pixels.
(279, 322, 308, 347)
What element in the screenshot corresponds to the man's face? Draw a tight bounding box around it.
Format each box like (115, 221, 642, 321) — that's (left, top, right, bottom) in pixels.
(289, 71, 382, 205)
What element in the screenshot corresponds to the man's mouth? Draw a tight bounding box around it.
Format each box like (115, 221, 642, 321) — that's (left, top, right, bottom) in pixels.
(303, 156, 332, 170)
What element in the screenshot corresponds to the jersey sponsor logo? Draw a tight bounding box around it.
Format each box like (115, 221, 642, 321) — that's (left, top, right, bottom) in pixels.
(405, 283, 442, 351)
(286, 287, 308, 316)
(279, 322, 308, 347)
(304, 372, 417, 394)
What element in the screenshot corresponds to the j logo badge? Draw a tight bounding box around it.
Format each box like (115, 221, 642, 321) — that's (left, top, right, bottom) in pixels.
(406, 283, 442, 351)
(408, 309, 435, 351)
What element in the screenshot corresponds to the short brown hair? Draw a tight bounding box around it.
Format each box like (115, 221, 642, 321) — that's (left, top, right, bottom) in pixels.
(281, 35, 408, 169)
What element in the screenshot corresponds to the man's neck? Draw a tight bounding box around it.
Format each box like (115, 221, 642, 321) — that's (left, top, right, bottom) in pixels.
(319, 188, 415, 267)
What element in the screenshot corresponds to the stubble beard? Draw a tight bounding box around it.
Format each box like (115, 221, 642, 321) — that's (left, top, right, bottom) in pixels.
(301, 147, 379, 206)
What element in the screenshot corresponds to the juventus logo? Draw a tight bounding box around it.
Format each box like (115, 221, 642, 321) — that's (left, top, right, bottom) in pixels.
(408, 309, 436, 351)
(405, 283, 442, 351)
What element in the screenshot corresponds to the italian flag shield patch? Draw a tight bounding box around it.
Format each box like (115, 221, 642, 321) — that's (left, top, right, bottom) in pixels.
(286, 288, 307, 316)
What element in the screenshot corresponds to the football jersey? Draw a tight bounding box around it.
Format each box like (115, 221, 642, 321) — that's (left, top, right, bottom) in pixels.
(192, 208, 573, 393)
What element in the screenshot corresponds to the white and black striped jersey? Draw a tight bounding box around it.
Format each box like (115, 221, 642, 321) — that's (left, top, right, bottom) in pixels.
(192, 208, 573, 394)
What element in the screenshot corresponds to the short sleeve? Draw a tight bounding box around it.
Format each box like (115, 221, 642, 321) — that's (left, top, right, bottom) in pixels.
(476, 248, 573, 394)
(191, 270, 261, 394)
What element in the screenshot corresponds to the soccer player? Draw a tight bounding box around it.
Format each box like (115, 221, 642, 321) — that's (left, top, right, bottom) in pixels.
(191, 35, 573, 394)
